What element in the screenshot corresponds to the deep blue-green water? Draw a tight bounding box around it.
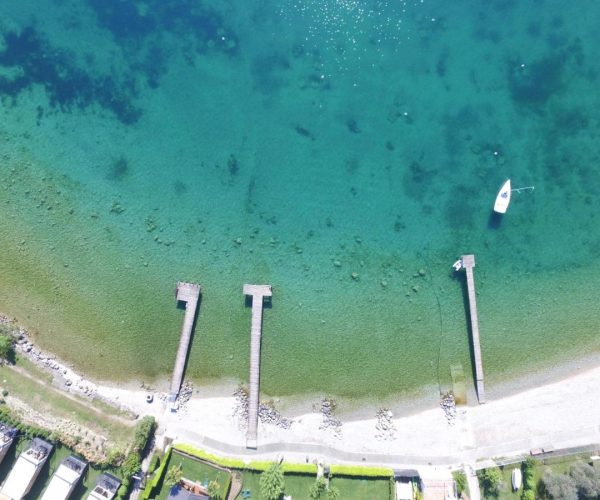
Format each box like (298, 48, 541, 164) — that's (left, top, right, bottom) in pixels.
(0, 0, 599, 403)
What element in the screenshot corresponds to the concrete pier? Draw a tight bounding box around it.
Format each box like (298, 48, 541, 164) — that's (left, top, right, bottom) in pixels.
(460, 255, 486, 404)
(169, 282, 201, 403)
(243, 284, 272, 449)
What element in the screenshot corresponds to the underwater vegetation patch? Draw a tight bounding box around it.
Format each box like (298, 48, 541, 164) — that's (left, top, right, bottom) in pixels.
(107, 155, 130, 181)
(251, 51, 291, 94)
(507, 40, 584, 110)
(402, 160, 438, 200)
(87, 0, 239, 56)
(0, 25, 142, 124)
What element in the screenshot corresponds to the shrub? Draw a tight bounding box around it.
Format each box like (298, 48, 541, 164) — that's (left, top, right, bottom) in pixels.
(0, 335, 14, 362)
(165, 463, 183, 489)
(131, 416, 155, 455)
(328, 465, 393, 477)
(452, 471, 467, 496)
(122, 452, 141, 477)
(116, 477, 131, 500)
(208, 480, 221, 499)
(521, 490, 535, 500)
(107, 447, 126, 466)
(309, 477, 328, 499)
(309, 476, 339, 500)
(542, 471, 577, 500)
(570, 461, 600, 499)
(259, 463, 285, 500)
(477, 466, 501, 498)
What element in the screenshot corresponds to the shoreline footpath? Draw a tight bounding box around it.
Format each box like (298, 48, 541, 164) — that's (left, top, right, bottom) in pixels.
(4, 316, 600, 469)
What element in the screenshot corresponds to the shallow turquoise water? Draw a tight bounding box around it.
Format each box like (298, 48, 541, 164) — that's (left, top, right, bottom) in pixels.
(0, 0, 599, 401)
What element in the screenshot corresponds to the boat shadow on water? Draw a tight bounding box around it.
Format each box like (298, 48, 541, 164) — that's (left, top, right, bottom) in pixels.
(487, 211, 504, 229)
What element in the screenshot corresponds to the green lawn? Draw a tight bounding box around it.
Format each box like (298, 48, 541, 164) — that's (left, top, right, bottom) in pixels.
(330, 475, 392, 500)
(156, 450, 231, 500)
(495, 465, 522, 500)
(0, 361, 134, 448)
(235, 470, 392, 500)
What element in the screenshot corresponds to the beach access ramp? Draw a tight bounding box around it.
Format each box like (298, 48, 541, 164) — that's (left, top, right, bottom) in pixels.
(0, 437, 53, 500)
(40, 455, 87, 500)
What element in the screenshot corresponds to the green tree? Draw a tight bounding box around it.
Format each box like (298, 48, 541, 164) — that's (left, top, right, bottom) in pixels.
(452, 471, 467, 496)
(165, 463, 183, 489)
(208, 479, 221, 499)
(309, 477, 328, 500)
(0, 335, 14, 362)
(309, 477, 338, 500)
(259, 463, 285, 500)
(542, 471, 577, 500)
(477, 467, 501, 498)
(122, 452, 141, 477)
(327, 485, 339, 500)
(570, 461, 600, 499)
(520, 490, 535, 500)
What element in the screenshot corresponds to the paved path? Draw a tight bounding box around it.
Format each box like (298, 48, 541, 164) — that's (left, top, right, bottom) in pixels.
(167, 424, 600, 470)
(465, 465, 480, 500)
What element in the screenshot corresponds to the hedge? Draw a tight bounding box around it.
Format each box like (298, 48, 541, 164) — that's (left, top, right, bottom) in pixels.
(173, 443, 317, 474)
(219, 470, 233, 499)
(141, 446, 173, 500)
(173, 443, 393, 477)
(329, 464, 394, 478)
(0, 406, 53, 441)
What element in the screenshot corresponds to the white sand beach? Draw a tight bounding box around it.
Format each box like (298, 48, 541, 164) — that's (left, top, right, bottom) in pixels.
(9, 326, 600, 467)
(93, 364, 600, 467)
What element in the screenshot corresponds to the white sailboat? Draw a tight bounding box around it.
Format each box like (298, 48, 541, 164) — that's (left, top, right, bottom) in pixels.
(493, 179, 511, 213)
(493, 179, 535, 214)
(511, 467, 522, 491)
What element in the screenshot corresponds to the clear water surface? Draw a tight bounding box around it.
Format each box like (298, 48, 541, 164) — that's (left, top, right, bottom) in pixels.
(0, 0, 599, 406)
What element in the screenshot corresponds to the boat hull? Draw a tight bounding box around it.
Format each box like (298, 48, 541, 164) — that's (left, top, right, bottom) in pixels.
(494, 179, 511, 213)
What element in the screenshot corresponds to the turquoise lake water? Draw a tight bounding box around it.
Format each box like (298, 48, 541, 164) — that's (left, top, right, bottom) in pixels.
(0, 0, 599, 404)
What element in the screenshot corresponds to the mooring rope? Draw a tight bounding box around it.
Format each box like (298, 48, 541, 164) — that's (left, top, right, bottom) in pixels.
(422, 249, 445, 396)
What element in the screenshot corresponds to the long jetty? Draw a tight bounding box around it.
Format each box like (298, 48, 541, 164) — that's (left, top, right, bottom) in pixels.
(243, 284, 272, 449)
(169, 281, 201, 403)
(460, 255, 486, 404)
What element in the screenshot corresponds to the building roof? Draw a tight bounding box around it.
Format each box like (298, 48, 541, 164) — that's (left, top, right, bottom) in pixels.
(394, 469, 420, 479)
(0, 423, 17, 445)
(40, 456, 86, 500)
(87, 473, 121, 500)
(396, 480, 413, 500)
(167, 485, 210, 500)
(0, 438, 52, 500)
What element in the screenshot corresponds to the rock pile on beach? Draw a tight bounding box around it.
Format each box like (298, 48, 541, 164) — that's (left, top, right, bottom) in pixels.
(259, 401, 292, 429)
(440, 393, 457, 425)
(317, 398, 342, 438)
(233, 386, 249, 429)
(232, 386, 292, 429)
(177, 381, 194, 406)
(14, 336, 100, 398)
(375, 408, 396, 440)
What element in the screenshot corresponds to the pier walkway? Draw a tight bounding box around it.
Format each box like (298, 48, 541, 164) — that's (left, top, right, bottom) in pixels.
(243, 284, 272, 449)
(460, 255, 486, 403)
(169, 282, 201, 403)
